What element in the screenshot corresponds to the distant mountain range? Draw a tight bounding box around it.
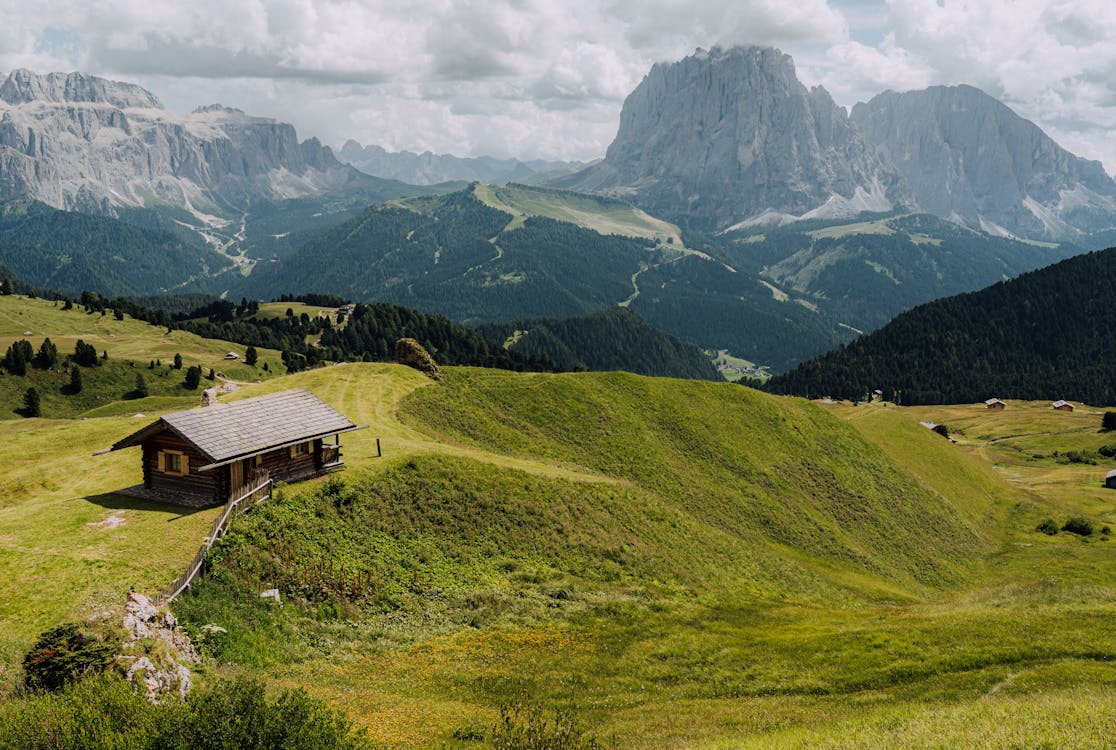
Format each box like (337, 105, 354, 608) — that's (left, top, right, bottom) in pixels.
(1, 57, 1112, 372)
(338, 141, 580, 186)
(766, 247, 1116, 405)
(555, 46, 1116, 241)
(0, 70, 385, 218)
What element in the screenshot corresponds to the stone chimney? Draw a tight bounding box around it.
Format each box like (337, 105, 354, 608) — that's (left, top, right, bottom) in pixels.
(200, 388, 219, 407)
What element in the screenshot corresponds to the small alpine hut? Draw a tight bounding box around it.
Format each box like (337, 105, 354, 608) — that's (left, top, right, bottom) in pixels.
(1053, 400, 1075, 412)
(984, 398, 1007, 410)
(98, 388, 366, 506)
(1107, 470, 1116, 490)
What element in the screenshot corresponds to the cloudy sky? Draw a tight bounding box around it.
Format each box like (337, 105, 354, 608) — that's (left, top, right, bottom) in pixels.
(3, 0, 1116, 171)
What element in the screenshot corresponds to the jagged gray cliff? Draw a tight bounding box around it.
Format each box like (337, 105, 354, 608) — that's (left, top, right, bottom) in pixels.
(338, 140, 580, 186)
(556, 46, 1116, 240)
(558, 46, 906, 230)
(0, 70, 372, 217)
(851, 85, 1116, 239)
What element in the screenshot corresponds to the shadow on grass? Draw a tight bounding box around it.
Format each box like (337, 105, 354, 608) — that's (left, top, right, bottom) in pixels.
(84, 491, 211, 521)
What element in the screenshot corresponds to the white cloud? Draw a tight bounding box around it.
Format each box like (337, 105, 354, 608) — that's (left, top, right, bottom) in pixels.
(882, 0, 1116, 171)
(1, 0, 1116, 170)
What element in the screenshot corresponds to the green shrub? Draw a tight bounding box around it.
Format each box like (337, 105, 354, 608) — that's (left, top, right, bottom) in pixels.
(1062, 517, 1095, 536)
(490, 704, 605, 750)
(0, 676, 370, 749)
(22, 623, 118, 692)
(1035, 518, 1059, 536)
(932, 424, 950, 439)
(1099, 444, 1116, 458)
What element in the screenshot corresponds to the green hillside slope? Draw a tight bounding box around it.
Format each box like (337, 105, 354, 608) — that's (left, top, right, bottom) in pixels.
(766, 246, 1116, 404)
(477, 306, 720, 380)
(7, 293, 1116, 748)
(0, 201, 232, 296)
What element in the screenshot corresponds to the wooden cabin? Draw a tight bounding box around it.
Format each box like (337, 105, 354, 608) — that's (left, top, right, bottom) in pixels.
(98, 388, 366, 507)
(984, 398, 1007, 410)
(1107, 470, 1116, 490)
(1053, 400, 1075, 412)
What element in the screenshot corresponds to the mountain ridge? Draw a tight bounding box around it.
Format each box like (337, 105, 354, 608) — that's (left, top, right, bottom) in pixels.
(0, 70, 382, 218)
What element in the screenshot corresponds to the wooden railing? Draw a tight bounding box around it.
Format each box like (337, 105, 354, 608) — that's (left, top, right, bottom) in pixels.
(321, 444, 341, 467)
(154, 469, 271, 606)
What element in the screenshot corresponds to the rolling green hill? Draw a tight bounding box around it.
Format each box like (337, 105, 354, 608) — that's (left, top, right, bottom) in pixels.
(0, 201, 233, 296)
(6, 295, 1116, 748)
(766, 246, 1116, 404)
(478, 306, 720, 380)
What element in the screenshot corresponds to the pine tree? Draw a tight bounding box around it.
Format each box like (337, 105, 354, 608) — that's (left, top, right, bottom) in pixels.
(1103, 412, 1116, 432)
(3, 340, 32, 375)
(134, 373, 148, 398)
(183, 365, 202, 389)
(23, 387, 41, 417)
(173, 353, 183, 370)
(33, 338, 58, 370)
(69, 366, 83, 394)
(245, 346, 258, 366)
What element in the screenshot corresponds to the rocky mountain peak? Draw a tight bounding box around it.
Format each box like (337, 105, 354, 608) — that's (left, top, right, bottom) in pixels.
(561, 45, 904, 230)
(0, 69, 163, 109)
(851, 84, 1116, 238)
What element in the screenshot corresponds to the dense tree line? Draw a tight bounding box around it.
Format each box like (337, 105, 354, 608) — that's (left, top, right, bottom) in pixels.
(766, 247, 1116, 405)
(478, 306, 720, 380)
(0, 200, 230, 296)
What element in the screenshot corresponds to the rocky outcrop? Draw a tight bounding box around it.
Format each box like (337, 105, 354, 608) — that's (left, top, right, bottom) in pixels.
(561, 46, 906, 230)
(0, 70, 374, 216)
(851, 85, 1116, 239)
(118, 591, 198, 702)
(339, 140, 579, 186)
(394, 337, 442, 380)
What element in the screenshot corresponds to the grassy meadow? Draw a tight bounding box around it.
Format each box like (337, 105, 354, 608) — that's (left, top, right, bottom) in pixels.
(3, 294, 1116, 747)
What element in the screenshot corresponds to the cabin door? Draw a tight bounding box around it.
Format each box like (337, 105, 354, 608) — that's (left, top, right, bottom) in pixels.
(229, 460, 244, 492)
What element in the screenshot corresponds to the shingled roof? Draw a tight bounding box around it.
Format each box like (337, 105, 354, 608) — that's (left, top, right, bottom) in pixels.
(104, 388, 364, 469)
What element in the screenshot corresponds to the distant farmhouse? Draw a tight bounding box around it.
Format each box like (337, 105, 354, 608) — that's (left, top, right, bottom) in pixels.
(1107, 470, 1116, 490)
(98, 388, 365, 507)
(984, 398, 1007, 410)
(1053, 400, 1075, 412)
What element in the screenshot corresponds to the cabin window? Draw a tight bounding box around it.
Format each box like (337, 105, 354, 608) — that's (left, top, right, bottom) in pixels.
(158, 450, 188, 476)
(252, 454, 263, 468)
(289, 442, 310, 458)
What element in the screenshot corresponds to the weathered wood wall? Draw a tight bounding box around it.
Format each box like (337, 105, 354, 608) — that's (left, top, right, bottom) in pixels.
(142, 433, 220, 503)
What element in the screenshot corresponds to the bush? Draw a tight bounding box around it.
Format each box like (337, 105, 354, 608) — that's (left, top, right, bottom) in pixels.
(1062, 517, 1095, 536)
(0, 676, 370, 749)
(490, 704, 604, 750)
(1099, 445, 1116, 458)
(1036, 518, 1059, 535)
(932, 424, 950, 439)
(1103, 411, 1116, 432)
(22, 623, 118, 692)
